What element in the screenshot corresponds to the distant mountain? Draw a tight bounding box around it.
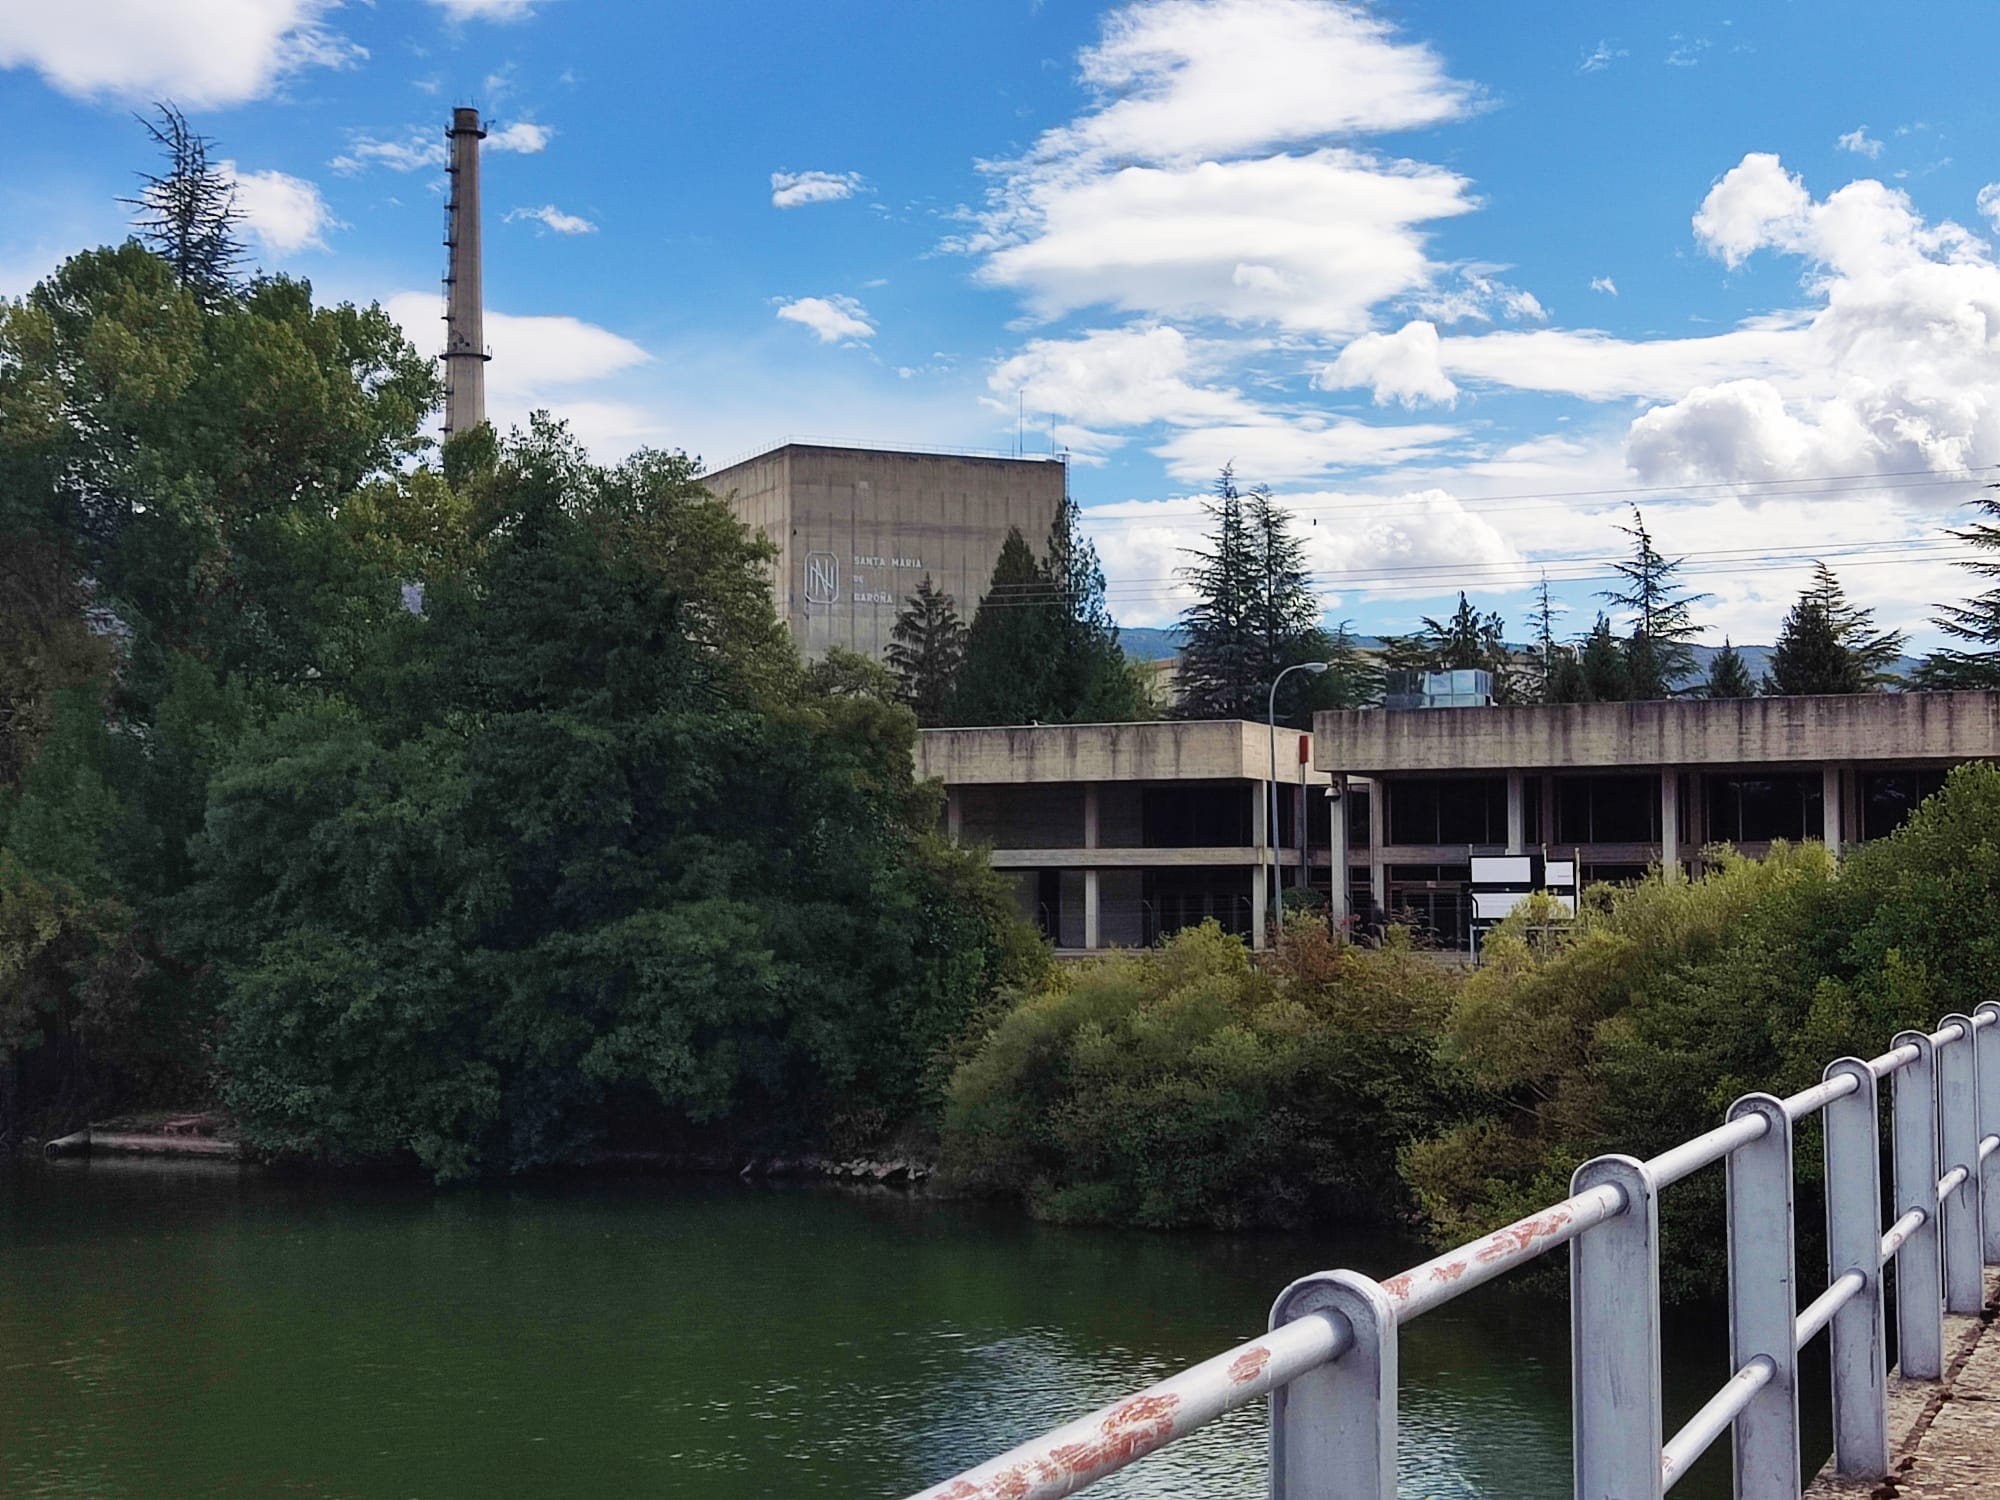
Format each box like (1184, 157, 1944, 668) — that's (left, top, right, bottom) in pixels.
(1113, 626, 1924, 690)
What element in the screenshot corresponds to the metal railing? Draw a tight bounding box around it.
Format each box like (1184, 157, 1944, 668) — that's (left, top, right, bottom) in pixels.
(907, 1002, 2000, 1500)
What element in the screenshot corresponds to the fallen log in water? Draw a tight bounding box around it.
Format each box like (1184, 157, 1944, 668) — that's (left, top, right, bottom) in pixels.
(43, 1128, 241, 1161)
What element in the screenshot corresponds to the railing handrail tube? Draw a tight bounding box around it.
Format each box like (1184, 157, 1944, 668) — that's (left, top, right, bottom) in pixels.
(907, 1008, 2000, 1500)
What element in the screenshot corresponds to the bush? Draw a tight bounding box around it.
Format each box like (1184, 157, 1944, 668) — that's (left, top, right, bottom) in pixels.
(940, 918, 1466, 1229)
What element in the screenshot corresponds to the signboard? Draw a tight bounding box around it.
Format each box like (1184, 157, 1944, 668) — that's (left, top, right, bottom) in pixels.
(804, 552, 839, 605)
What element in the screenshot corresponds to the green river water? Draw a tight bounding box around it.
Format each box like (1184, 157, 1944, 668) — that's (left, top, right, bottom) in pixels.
(0, 1160, 1815, 1498)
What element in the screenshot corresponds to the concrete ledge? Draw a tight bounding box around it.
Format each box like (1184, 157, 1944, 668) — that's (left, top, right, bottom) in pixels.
(1315, 693, 2000, 775)
(984, 846, 1288, 868)
(920, 720, 1328, 786)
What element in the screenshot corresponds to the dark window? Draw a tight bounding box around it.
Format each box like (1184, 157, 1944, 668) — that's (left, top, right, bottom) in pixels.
(1862, 769, 1949, 841)
(1705, 772, 1823, 843)
(1347, 787, 1372, 849)
(1141, 867, 1255, 941)
(1387, 864, 1473, 947)
(1556, 775, 1660, 843)
(1581, 863, 1650, 887)
(1143, 783, 1253, 847)
(1388, 777, 1507, 845)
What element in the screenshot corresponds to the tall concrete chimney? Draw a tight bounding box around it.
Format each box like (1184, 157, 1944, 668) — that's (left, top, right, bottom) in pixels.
(441, 106, 488, 439)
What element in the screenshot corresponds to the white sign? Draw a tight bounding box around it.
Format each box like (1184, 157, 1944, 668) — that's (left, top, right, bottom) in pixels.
(804, 552, 838, 604)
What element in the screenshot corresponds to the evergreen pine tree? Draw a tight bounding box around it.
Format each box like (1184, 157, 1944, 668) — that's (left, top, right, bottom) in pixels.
(1701, 638, 1756, 699)
(1046, 489, 1148, 721)
(1600, 507, 1708, 698)
(944, 529, 1063, 725)
(1175, 467, 1263, 719)
(1577, 613, 1630, 702)
(1392, 593, 1520, 701)
(1764, 592, 1858, 695)
(122, 103, 244, 306)
(885, 574, 966, 726)
(1805, 561, 1905, 688)
(1175, 469, 1349, 725)
(1919, 489, 2000, 686)
(1531, 571, 1564, 703)
(1244, 484, 1336, 723)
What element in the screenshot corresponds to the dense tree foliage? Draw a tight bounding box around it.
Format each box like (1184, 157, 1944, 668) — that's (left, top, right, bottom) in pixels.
(1765, 563, 1904, 695)
(1701, 639, 1756, 699)
(184, 424, 1040, 1177)
(940, 920, 1465, 1228)
(1601, 507, 1708, 698)
(886, 575, 966, 726)
(1920, 491, 2000, 687)
(1405, 763, 2000, 1296)
(1176, 467, 1371, 725)
(946, 502, 1149, 727)
(0, 233, 1040, 1165)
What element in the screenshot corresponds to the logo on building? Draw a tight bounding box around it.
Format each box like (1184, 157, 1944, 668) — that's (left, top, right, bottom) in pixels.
(804, 552, 839, 604)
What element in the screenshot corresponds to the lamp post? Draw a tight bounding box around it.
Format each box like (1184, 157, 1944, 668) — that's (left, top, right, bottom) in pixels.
(1267, 660, 1330, 948)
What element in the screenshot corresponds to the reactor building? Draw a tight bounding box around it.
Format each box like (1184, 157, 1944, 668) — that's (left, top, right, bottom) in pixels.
(701, 442, 1070, 663)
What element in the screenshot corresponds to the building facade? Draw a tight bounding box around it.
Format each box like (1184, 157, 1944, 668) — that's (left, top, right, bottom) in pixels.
(701, 442, 1067, 661)
(1315, 691, 2000, 946)
(921, 693, 2000, 956)
(919, 720, 1330, 952)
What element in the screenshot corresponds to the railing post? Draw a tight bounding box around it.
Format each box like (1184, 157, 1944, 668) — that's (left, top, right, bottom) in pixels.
(1975, 1003, 2000, 1265)
(1822, 1057, 1889, 1477)
(1725, 1093, 1800, 1497)
(1891, 1029, 1944, 1378)
(1570, 1155, 1661, 1500)
(1938, 1015, 1983, 1313)
(1269, 1270, 1397, 1500)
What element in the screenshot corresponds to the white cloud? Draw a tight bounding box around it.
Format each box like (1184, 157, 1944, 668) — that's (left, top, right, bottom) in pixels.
(506, 203, 597, 235)
(977, 149, 1477, 335)
(1664, 35, 1710, 67)
(1978, 183, 2000, 230)
(0, 0, 361, 108)
(1085, 484, 1524, 627)
(770, 170, 865, 209)
(1406, 266, 1546, 324)
(1320, 321, 1457, 406)
(961, 0, 1480, 336)
(487, 121, 551, 154)
(1151, 414, 1459, 483)
(775, 295, 875, 344)
(331, 128, 444, 176)
(989, 325, 1260, 447)
(220, 161, 340, 254)
(1578, 41, 1626, 74)
(1837, 127, 1884, 160)
(1590, 275, 1618, 295)
(426, 0, 537, 21)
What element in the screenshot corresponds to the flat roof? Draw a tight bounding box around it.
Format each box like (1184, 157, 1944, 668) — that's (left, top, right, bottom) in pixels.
(918, 719, 1329, 786)
(703, 439, 1066, 478)
(1313, 691, 2000, 775)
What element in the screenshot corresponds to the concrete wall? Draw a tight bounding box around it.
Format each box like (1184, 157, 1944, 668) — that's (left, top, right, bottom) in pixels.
(1315, 693, 2000, 775)
(919, 719, 1331, 787)
(702, 444, 1066, 662)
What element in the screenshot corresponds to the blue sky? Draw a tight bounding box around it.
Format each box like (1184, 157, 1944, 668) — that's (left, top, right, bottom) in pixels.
(5, 1, 2000, 649)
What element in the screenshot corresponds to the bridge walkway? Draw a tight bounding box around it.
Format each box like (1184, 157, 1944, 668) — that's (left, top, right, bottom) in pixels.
(1808, 1268, 1999, 1498)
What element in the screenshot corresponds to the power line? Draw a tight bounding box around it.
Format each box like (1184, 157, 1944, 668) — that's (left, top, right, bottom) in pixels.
(1071, 464, 1999, 530)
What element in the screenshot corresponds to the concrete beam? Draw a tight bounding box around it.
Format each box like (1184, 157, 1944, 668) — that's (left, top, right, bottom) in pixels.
(983, 847, 1296, 869)
(919, 720, 1336, 787)
(1315, 693, 2000, 775)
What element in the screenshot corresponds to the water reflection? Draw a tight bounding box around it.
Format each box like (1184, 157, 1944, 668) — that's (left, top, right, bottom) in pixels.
(0, 1165, 1760, 1499)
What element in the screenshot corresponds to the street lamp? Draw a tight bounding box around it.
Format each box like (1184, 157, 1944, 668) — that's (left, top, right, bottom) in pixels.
(1267, 660, 1331, 948)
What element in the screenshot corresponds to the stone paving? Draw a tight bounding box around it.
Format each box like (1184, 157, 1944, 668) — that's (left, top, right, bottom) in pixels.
(1805, 1270, 2000, 1498)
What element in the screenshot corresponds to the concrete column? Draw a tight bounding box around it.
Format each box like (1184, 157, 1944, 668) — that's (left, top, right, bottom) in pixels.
(1822, 764, 1842, 855)
(1660, 769, 1681, 881)
(1327, 782, 1351, 929)
(1368, 779, 1388, 913)
(1083, 784, 1100, 950)
(1506, 772, 1526, 855)
(945, 787, 962, 845)
(1251, 861, 1268, 950)
(1251, 782, 1269, 949)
